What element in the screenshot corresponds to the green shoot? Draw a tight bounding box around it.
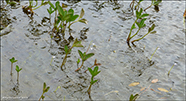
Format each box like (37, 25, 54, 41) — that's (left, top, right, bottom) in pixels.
(149, 47, 159, 61)
(129, 94, 139, 101)
(168, 63, 177, 76)
(15, 65, 22, 85)
(84, 59, 101, 73)
(10, 57, 18, 75)
(75, 50, 94, 71)
(87, 66, 101, 100)
(39, 82, 50, 101)
(144, 0, 162, 11)
(61, 38, 83, 70)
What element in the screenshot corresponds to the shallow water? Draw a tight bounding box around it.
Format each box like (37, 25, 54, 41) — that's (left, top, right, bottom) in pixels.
(1, 1, 185, 100)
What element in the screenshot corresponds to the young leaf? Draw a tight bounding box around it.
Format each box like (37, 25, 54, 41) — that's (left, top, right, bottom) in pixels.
(57, 5, 64, 17)
(140, 13, 149, 18)
(55, 1, 59, 10)
(71, 15, 79, 22)
(68, 9, 74, 15)
(46, 87, 50, 92)
(88, 68, 93, 75)
(77, 58, 80, 64)
(78, 18, 88, 24)
(148, 24, 155, 32)
(79, 8, 84, 19)
(91, 80, 98, 85)
(10, 57, 17, 63)
(83, 53, 94, 61)
(48, 1, 55, 9)
(93, 71, 101, 77)
(72, 38, 83, 47)
(41, 95, 45, 99)
(16, 65, 19, 71)
(93, 66, 99, 73)
(131, 24, 136, 30)
(129, 94, 139, 101)
(43, 82, 46, 92)
(78, 50, 84, 59)
(64, 45, 69, 54)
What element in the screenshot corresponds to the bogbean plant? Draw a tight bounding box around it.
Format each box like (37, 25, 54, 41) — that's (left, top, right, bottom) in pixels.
(47, 1, 87, 34)
(126, 8, 155, 47)
(39, 82, 50, 101)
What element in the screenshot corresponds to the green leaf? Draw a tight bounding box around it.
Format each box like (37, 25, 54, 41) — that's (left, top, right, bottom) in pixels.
(77, 58, 80, 64)
(72, 38, 84, 47)
(48, 1, 55, 9)
(131, 24, 136, 30)
(83, 53, 94, 61)
(64, 45, 69, 54)
(55, 1, 59, 10)
(93, 66, 99, 73)
(78, 18, 88, 24)
(78, 50, 84, 59)
(68, 9, 74, 15)
(79, 8, 84, 19)
(9, 1, 16, 6)
(153, 0, 162, 5)
(91, 80, 98, 85)
(139, 8, 143, 15)
(57, 5, 64, 17)
(88, 68, 93, 75)
(10, 57, 17, 63)
(16, 65, 19, 71)
(140, 14, 149, 18)
(64, 14, 71, 21)
(139, 18, 147, 27)
(43, 82, 46, 92)
(71, 15, 79, 22)
(129, 94, 139, 101)
(148, 24, 155, 32)
(46, 87, 50, 92)
(136, 22, 140, 28)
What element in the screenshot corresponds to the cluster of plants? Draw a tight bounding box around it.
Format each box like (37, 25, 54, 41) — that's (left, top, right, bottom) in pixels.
(127, 0, 162, 47)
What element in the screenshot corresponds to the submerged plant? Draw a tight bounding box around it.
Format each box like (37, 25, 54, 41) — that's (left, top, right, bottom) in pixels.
(84, 59, 101, 73)
(15, 65, 22, 85)
(39, 82, 50, 101)
(149, 47, 160, 61)
(129, 94, 139, 101)
(61, 38, 83, 70)
(87, 66, 101, 100)
(10, 57, 18, 75)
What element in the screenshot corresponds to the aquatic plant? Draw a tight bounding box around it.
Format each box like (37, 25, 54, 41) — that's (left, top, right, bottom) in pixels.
(61, 38, 83, 70)
(75, 50, 94, 71)
(149, 47, 159, 61)
(39, 82, 50, 101)
(47, 1, 87, 34)
(9, 57, 18, 75)
(126, 8, 155, 47)
(87, 66, 101, 100)
(15, 65, 22, 85)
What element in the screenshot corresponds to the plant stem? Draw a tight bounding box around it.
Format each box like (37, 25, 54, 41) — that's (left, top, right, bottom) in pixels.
(17, 72, 19, 85)
(149, 47, 159, 61)
(61, 46, 73, 70)
(130, 28, 140, 39)
(10, 63, 13, 75)
(84, 65, 95, 73)
(127, 19, 138, 46)
(168, 64, 175, 76)
(87, 84, 92, 100)
(75, 61, 84, 71)
(131, 32, 150, 45)
(144, 5, 152, 11)
(38, 93, 44, 101)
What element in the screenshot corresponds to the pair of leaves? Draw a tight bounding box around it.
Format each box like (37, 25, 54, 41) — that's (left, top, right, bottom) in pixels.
(47, 6, 54, 14)
(78, 50, 94, 61)
(88, 66, 101, 78)
(148, 24, 155, 33)
(129, 94, 139, 101)
(43, 82, 50, 93)
(66, 9, 79, 23)
(136, 8, 149, 19)
(10, 57, 17, 63)
(15, 65, 22, 72)
(136, 18, 147, 28)
(64, 38, 83, 54)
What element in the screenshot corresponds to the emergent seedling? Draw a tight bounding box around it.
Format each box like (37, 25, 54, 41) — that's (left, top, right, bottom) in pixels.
(39, 82, 50, 101)
(10, 57, 17, 75)
(61, 38, 83, 70)
(87, 66, 101, 100)
(15, 65, 22, 85)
